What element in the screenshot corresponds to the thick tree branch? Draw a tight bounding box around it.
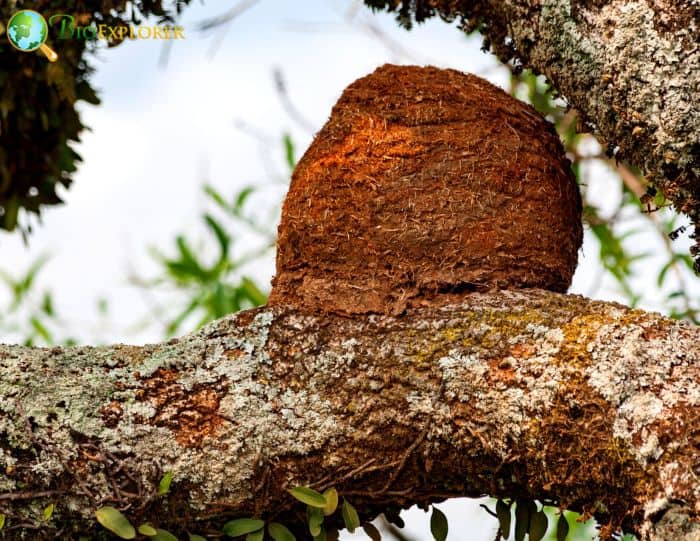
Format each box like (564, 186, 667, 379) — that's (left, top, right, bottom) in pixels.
(364, 0, 700, 268)
(0, 290, 697, 539)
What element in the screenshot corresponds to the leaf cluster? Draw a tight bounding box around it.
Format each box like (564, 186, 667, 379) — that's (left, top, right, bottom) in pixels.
(0, 0, 193, 233)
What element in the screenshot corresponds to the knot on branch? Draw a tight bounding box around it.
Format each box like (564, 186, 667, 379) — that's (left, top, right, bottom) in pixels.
(269, 64, 582, 315)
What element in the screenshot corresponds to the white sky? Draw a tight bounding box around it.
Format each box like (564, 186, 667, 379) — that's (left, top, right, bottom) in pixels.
(0, 1, 695, 537)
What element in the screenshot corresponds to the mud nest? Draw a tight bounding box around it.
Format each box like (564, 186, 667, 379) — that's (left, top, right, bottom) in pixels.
(268, 64, 583, 315)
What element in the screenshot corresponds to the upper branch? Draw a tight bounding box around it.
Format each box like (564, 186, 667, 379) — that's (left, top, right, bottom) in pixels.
(364, 0, 700, 268)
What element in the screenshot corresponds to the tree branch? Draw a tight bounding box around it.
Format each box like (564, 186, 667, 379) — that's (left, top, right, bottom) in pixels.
(0, 289, 697, 539)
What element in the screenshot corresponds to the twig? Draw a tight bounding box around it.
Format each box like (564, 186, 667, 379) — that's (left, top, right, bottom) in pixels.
(379, 429, 427, 494)
(198, 0, 262, 57)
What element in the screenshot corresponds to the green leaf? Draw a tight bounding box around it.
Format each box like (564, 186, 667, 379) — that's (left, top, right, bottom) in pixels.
(308, 506, 324, 536)
(235, 186, 256, 213)
(95, 506, 136, 539)
(151, 530, 179, 541)
(283, 133, 296, 170)
(42, 292, 55, 317)
(556, 513, 570, 541)
(289, 486, 327, 508)
(430, 507, 448, 541)
(223, 518, 265, 538)
(30, 317, 52, 343)
(313, 526, 326, 541)
(189, 535, 208, 541)
(268, 522, 296, 541)
(139, 523, 158, 536)
(529, 510, 548, 541)
(322, 488, 338, 516)
(496, 500, 511, 539)
(362, 523, 381, 541)
(158, 471, 174, 495)
(246, 528, 264, 541)
(383, 509, 404, 529)
(204, 213, 230, 261)
(204, 184, 230, 211)
(43, 503, 55, 521)
(342, 500, 360, 533)
(514, 501, 529, 541)
(0, 513, 6, 529)
(240, 277, 267, 306)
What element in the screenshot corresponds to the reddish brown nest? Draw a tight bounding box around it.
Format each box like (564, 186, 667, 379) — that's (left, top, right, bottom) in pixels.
(268, 64, 582, 315)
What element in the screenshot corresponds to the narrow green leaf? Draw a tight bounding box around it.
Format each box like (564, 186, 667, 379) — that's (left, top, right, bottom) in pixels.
(246, 528, 264, 541)
(138, 523, 158, 536)
(342, 500, 360, 533)
(175, 236, 206, 280)
(529, 510, 548, 541)
(268, 522, 296, 541)
(151, 530, 179, 541)
(383, 509, 404, 529)
(158, 471, 174, 495)
(313, 526, 326, 541)
(0, 513, 6, 529)
(283, 133, 296, 170)
(240, 277, 267, 306)
(204, 184, 230, 211)
(204, 214, 230, 261)
(430, 507, 448, 541)
(556, 513, 570, 541)
(362, 523, 381, 541)
(514, 501, 529, 541)
(308, 506, 324, 536)
(223, 518, 265, 537)
(495, 500, 511, 539)
(43, 503, 55, 521)
(95, 506, 136, 539)
(289, 486, 327, 508)
(322, 488, 338, 516)
(42, 292, 55, 317)
(235, 186, 256, 212)
(30, 317, 52, 343)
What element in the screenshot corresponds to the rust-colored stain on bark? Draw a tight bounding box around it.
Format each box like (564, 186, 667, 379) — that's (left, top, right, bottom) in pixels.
(100, 401, 124, 428)
(135, 368, 226, 447)
(268, 64, 582, 315)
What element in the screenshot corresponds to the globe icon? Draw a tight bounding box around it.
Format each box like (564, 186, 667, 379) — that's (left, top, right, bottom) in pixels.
(7, 10, 48, 52)
(6, 10, 57, 61)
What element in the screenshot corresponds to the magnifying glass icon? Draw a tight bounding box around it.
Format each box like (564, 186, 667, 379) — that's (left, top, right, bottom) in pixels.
(6, 10, 58, 62)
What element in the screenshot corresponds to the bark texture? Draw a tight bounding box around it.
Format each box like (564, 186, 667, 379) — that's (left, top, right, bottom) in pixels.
(363, 0, 700, 269)
(0, 290, 698, 540)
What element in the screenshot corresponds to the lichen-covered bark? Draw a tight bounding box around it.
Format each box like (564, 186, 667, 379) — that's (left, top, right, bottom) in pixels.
(364, 0, 700, 269)
(0, 290, 698, 540)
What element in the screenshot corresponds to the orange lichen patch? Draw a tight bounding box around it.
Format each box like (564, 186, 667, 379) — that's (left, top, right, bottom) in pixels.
(135, 368, 226, 448)
(487, 358, 518, 384)
(269, 64, 582, 315)
(509, 342, 537, 359)
(224, 348, 245, 359)
(558, 312, 613, 367)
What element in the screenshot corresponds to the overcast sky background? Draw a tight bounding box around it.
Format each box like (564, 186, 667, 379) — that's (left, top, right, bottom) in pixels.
(0, 1, 695, 538)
